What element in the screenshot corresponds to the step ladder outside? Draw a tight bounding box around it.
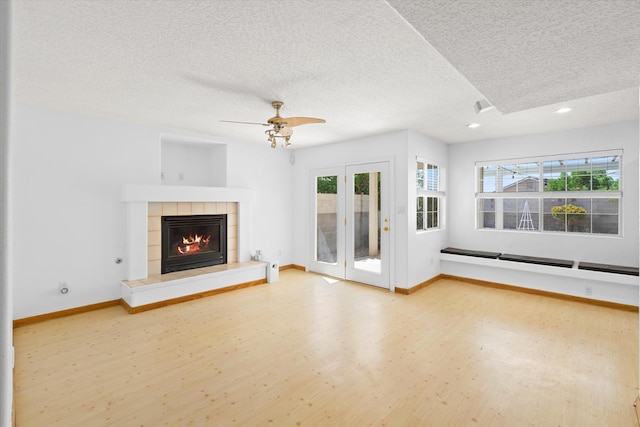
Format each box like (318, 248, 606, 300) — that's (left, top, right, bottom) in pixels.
(518, 200, 536, 230)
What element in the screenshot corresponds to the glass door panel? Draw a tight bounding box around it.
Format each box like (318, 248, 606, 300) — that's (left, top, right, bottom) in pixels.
(309, 167, 345, 278)
(346, 162, 389, 289)
(351, 171, 381, 275)
(316, 175, 338, 264)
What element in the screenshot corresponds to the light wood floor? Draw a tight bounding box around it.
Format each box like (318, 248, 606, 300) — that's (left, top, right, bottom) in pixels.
(14, 270, 639, 426)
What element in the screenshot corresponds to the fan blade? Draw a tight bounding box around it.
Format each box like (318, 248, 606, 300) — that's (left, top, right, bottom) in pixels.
(220, 120, 270, 126)
(282, 117, 326, 127)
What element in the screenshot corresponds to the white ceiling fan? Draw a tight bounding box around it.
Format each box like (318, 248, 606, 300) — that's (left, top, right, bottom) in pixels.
(222, 101, 326, 148)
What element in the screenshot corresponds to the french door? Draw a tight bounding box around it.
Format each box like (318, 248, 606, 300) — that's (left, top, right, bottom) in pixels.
(310, 162, 390, 289)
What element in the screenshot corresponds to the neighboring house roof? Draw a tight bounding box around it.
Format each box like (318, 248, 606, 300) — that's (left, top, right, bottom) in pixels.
(502, 177, 540, 192)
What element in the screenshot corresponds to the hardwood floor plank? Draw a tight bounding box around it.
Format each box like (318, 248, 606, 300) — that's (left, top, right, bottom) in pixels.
(13, 271, 639, 426)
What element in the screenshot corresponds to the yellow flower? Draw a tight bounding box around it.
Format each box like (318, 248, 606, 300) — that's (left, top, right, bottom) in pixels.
(551, 204, 587, 215)
(551, 204, 587, 226)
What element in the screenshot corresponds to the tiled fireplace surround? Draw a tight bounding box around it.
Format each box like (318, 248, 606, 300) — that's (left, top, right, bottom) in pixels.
(121, 185, 265, 310)
(146, 201, 238, 276)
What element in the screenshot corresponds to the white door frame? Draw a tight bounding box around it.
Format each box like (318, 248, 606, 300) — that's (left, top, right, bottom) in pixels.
(308, 161, 392, 290)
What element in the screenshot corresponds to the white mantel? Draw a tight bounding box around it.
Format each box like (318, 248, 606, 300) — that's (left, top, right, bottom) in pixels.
(122, 185, 256, 280)
(121, 184, 256, 203)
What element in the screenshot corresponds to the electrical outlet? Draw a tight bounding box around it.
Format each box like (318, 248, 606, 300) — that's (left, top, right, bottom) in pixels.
(585, 286, 593, 296)
(59, 282, 69, 295)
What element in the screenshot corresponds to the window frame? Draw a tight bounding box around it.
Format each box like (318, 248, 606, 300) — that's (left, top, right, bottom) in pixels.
(475, 150, 622, 236)
(417, 157, 445, 232)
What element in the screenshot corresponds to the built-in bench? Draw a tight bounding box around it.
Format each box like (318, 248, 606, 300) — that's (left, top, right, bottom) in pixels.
(439, 247, 639, 308)
(578, 262, 639, 276)
(498, 253, 573, 268)
(440, 247, 637, 273)
(440, 247, 501, 259)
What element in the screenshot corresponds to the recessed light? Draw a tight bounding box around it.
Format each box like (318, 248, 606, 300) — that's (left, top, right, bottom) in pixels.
(467, 123, 481, 129)
(555, 107, 572, 114)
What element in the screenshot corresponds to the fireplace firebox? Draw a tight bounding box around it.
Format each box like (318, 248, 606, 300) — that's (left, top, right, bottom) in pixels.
(161, 214, 227, 274)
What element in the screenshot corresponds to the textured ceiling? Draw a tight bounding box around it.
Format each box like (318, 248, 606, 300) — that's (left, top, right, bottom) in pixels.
(11, 0, 640, 148)
(387, 0, 640, 114)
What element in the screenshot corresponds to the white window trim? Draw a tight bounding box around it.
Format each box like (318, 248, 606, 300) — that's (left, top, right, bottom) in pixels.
(475, 149, 623, 168)
(417, 157, 446, 231)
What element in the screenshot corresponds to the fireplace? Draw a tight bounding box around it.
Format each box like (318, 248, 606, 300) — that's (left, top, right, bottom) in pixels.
(161, 214, 227, 274)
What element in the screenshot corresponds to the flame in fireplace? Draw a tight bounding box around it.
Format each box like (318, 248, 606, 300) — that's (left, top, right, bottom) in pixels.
(177, 234, 211, 254)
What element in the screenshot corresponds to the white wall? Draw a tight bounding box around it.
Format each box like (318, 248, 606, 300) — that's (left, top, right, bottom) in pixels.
(11, 105, 160, 319)
(11, 104, 293, 319)
(447, 120, 639, 266)
(226, 141, 293, 264)
(407, 130, 449, 287)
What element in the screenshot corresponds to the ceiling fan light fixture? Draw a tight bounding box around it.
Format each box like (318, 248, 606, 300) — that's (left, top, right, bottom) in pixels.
(279, 126, 293, 137)
(267, 132, 276, 148)
(225, 101, 325, 148)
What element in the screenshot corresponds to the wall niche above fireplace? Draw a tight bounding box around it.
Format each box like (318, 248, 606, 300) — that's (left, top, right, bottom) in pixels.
(161, 135, 227, 187)
(161, 214, 227, 274)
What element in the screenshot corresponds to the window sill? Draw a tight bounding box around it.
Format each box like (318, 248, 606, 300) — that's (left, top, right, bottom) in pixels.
(475, 228, 623, 238)
(417, 228, 444, 234)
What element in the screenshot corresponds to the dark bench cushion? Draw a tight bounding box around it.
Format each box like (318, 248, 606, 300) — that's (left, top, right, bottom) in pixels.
(498, 253, 574, 268)
(440, 247, 501, 259)
(578, 262, 639, 276)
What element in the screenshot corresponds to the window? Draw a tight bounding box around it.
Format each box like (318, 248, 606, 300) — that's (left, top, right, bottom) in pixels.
(417, 159, 444, 231)
(476, 150, 621, 235)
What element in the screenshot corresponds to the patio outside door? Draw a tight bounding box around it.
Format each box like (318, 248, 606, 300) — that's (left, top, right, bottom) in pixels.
(310, 162, 390, 289)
